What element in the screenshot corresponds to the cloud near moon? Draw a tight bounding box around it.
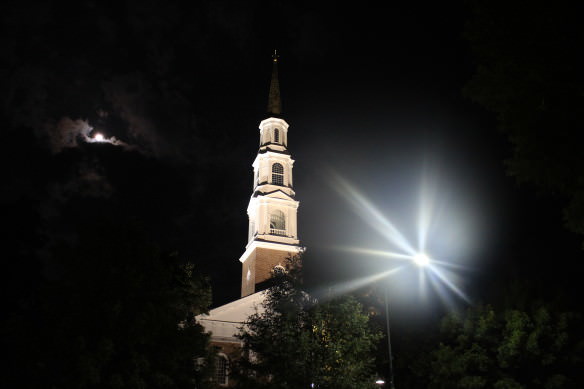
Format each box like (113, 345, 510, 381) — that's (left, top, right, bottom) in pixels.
(45, 117, 130, 154)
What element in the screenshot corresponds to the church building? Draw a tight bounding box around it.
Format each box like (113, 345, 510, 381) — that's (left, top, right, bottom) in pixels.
(196, 53, 302, 386)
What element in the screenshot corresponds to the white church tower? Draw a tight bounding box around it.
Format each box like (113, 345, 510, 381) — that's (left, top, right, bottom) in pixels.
(239, 52, 302, 297)
(196, 54, 303, 385)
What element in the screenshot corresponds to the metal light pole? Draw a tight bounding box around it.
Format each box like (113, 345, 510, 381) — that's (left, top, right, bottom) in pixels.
(384, 285, 396, 389)
(379, 252, 430, 388)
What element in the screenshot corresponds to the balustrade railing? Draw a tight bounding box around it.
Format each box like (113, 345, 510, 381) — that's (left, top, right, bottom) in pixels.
(270, 228, 286, 236)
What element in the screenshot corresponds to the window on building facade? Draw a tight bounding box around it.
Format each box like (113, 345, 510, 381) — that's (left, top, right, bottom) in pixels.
(215, 354, 229, 386)
(274, 128, 280, 143)
(270, 210, 286, 236)
(272, 163, 284, 185)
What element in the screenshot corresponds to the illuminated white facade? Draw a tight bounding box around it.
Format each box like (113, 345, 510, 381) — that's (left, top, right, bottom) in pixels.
(246, 117, 299, 244)
(239, 55, 302, 297)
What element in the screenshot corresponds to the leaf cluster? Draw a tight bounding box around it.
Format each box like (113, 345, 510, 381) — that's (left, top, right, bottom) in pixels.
(424, 303, 584, 388)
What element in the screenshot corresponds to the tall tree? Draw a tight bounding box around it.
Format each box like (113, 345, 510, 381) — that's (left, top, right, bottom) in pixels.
(236, 256, 381, 389)
(464, 1, 584, 236)
(419, 303, 584, 389)
(1, 219, 215, 388)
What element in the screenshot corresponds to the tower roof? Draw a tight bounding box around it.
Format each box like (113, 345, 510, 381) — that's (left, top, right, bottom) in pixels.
(267, 50, 282, 115)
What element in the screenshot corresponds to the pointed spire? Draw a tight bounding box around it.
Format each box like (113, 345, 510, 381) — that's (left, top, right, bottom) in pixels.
(267, 50, 282, 115)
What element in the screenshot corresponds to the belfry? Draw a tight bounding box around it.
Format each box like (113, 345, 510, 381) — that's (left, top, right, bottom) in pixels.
(239, 52, 302, 297)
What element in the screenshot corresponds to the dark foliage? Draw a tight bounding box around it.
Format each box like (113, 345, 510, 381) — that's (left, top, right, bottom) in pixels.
(235, 256, 381, 389)
(464, 1, 584, 237)
(1, 218, 214, 388)
(421, 302, 584, 389)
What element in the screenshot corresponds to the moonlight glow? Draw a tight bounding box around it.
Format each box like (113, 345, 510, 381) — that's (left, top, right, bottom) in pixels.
(87, 132, 127, 148)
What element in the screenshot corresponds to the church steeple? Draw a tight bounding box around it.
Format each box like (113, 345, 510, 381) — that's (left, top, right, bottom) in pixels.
(267, 50, 282, 115)
(239, 53, 302, 297)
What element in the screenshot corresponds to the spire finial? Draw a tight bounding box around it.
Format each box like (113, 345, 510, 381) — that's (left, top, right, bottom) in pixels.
(267, 51, 282, 115)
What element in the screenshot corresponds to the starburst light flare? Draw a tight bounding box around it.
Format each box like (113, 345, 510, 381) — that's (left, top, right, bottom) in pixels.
(328, 168, 473, 306)
(330, 172, 416, 256)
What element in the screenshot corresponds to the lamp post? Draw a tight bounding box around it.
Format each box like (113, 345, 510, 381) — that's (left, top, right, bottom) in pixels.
(384, 285, 396, 389)
(383, 251, 431, 389)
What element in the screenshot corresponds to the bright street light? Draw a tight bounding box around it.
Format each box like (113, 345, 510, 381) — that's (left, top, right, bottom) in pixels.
(329, 171, 474, 388)
(413, 252, 430, 267)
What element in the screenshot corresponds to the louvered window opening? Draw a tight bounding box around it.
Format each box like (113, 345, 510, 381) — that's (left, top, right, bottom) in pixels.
(272, 163, 284, 185)
(270, 211, 286, 236)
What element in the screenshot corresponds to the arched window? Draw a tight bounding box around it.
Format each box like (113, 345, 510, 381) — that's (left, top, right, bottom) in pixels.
(270, 210, 286, 236)
(274, 128, 280, 143)
(215, 354, 229, 386)
(272, 163, 284, 185)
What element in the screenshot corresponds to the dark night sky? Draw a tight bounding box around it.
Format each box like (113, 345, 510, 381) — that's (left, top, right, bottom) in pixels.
(2, 1, 581, 324)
